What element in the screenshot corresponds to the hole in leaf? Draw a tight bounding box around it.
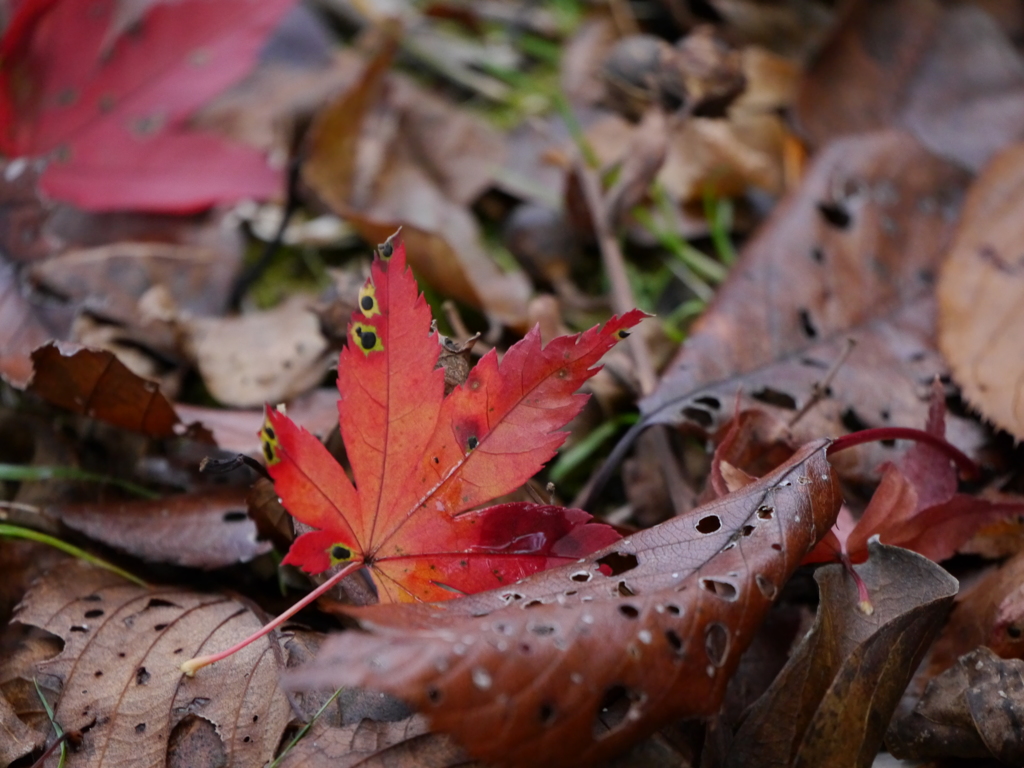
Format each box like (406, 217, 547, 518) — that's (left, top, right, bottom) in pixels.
(617, 581, 636, 597)
(222, 510, 247, 522)
(523, 599, 544, 609)
(593, 685, 646, 738)
(681, 406, 713, 428)
(83, 594, 102, 602)
(136, 667, 150, 685)
(84, 609, 104, 619)
(596, 552, 639, 576)
(695, 396, 721, 410)
(570, 571, 592, 583)
(771, 543, 782, 551)
(94, 670, 102, 677)
(741, 524, 755, 537)
(700, 578, 738, 601)
(665, 604, 681, 616)
(696, 515, 721, 534)
(530, 624, 555, 636)
(1008, 625, 1022, 639)
(756, 574, 777, 600)
(70, 625, 88, 633)
(817, 201, 851, 228)
(841, 407, 870, 433)
(665, 629, 683, 652)
(154, 624, 168, 631)
(519, 643, 532, 654)
(135, 723, 146, 733)
(144, 598, 177, 610)
(798, 308, 818, 339)
(618, 604, 640, 619)
(751, 387, 797, 410)
(427, 686, 442, 704)
(539, 703, 556, 725)
(705, 622, 730, 667)
(757, 505, 774, 520)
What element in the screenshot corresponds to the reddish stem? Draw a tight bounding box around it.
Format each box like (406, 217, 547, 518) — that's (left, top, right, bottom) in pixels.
(180, 560, 364, 677)
(827, 427, 980, 480)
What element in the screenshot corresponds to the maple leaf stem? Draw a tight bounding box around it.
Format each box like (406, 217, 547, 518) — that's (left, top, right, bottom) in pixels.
(179, 560, 364, 677)
(827, 427, 980, 480)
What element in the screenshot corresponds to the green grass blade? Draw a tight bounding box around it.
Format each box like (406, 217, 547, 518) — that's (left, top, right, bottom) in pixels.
(0, 463, 159, 499)
(267, 687, 346, 768)
(0, 524, 148, 588)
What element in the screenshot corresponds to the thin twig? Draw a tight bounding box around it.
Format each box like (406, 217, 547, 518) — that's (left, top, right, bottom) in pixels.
(788, 337, 857, 428)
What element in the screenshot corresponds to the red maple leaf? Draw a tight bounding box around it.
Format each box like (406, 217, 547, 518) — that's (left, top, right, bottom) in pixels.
(259, 236, 641, 603)
(0, 0, 295, 212)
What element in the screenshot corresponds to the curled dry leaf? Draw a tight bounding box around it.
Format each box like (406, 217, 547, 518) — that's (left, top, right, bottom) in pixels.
(51, 487, 270, 569)
(627, 130, 981, 485)
(28, 341, 196, 439)
(0, 692, 39, 766)
(287, 440, 841, 767)
(8, 560, 292, 767)
(183, 294, 331, 408)
(887, 647, 1024, 764)
(938, 141, 1024, 440)
(0, 260, 59, 387)
(796, 0, 1024, 172)
(726, 541, 957, 768)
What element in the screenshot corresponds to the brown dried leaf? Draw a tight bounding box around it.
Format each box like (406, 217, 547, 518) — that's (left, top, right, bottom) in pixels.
(0, 261, 59, 387)
(51, 487, 270, 569)
(0, 691, 40, 766)
(183, 294, 331, 408)
(887, 647, 1024, 764)
(725, 542, 957, 768)
(276, 715, 475, 768)
(303, 29, 530, 330)
(636, 130, 982, 482)
(796, 0, 1024, 171)
(938, 142, 1024, 440)
(288, 440, 842, 767)
(28, 342, 193, 439)
(8, 560, 292, 767)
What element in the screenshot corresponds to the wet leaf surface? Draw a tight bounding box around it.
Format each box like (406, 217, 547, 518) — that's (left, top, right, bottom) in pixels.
(726, 542, 957, 768)
(287, 441, 841, 767)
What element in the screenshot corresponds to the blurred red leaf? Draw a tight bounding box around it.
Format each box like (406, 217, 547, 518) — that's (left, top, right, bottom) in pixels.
(0, 0, 297, 212)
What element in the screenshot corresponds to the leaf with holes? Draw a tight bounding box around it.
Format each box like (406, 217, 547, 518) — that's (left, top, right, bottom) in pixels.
(0, 0, 295, 212)
(593, 131, 984, 498)
(286, 439, 842, 767)
(261, 235, 639, 603)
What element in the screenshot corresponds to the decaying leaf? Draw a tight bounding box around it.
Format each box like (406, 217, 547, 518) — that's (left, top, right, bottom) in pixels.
(28, 342, 189, 438)
(726, 541, 957, 768)
(0, 260, 60, 387)
(5, 560, 293, 767)
(287, 440, 841, 767)
(302, 28, 531, 330)
(887, 647, 1024, 764)
(938, 141, 1024, 440)
(51, 487, 270, 569)
(796, 0, 1024, 171)
(0, 690, 40, 766)
(183, 294, 331, 408)
(628, 130, 982, 483)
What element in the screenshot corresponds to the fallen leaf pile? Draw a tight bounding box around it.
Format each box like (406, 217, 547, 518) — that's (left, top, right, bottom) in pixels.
(6, 1, 1024, 766)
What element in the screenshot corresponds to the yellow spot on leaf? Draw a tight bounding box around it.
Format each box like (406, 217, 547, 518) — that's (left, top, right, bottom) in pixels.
(351, 323, 383, 355)
(614, 329, 631, 340)
(358, 282, 380, 318)
(260, 416, 280, 466)
(329, 544, 355, 566)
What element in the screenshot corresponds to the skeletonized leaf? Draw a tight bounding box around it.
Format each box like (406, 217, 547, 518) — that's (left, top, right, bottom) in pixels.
(726, 541, 957, 768)
(287, 440, 841, 767)
(10, 560, 292, 767)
